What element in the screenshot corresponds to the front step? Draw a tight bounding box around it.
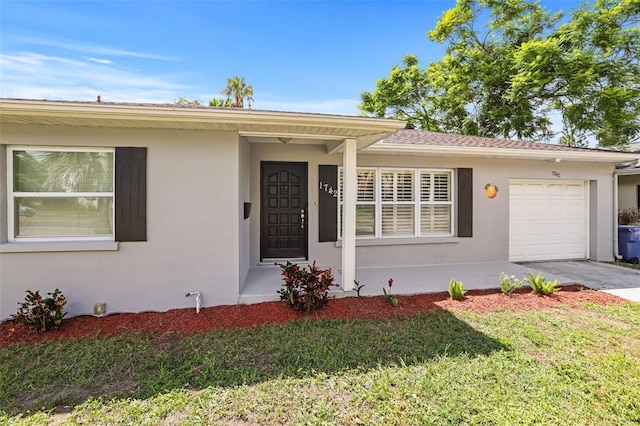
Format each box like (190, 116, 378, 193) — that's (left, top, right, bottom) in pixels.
(239, 263, 349, 305)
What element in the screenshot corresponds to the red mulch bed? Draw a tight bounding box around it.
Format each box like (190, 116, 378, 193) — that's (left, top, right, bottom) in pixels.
(0, 285, 624, 348)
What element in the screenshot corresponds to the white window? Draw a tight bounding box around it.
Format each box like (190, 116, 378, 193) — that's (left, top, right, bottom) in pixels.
(339, 167, 454, 239)
(339, 168, 376, 237)
(420, 170, 453, 235)
(8, 147, 115, 241)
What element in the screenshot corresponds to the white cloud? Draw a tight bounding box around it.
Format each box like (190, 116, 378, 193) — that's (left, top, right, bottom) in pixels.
(0, 52, 191, 103)
(87, 57, 114, 65)
(13, 36, 175, 61)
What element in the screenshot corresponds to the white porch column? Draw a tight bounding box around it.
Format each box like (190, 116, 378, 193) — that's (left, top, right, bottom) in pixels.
(341, 138, 357, 291)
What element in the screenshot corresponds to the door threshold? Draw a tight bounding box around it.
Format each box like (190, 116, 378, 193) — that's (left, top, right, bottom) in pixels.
(258, 258, 308, 266)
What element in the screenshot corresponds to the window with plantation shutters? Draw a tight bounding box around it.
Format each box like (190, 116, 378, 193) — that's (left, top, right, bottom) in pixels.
(339, 168, 376, 237)
(338, 167, 455, 239)
(381, 169, 415, 236)
(420, 171, 452, 235)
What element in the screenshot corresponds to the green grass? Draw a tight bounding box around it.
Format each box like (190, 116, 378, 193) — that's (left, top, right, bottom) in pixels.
(1, 302, 640, 425)
(612, 260, 640, 270)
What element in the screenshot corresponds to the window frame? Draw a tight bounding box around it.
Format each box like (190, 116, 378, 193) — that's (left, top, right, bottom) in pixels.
(7, 146, 116, 242)
(338, 166, 455, 239)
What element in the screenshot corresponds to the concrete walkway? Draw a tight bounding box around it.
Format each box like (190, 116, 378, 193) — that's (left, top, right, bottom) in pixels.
(522, 260, 640, 302)
(241, 260, 640, 304)
(240, 261, 564, 304)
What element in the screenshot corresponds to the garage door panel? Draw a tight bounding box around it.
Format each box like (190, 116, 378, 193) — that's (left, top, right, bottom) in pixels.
(509, 180, 587, 262)
(566, 183, 585, 195)
(546, 184, 565, 195)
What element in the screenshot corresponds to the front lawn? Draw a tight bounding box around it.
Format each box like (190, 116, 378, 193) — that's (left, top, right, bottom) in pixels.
(1, 301, 639, 425)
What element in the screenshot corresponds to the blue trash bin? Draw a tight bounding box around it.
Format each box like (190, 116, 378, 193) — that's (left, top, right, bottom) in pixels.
(618, 225, 640, 263)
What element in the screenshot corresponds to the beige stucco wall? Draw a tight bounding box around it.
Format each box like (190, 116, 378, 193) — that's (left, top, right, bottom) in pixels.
(249, 144, 616, 278)
(0, 124, 241, 320)
(618, 174, 640, 212)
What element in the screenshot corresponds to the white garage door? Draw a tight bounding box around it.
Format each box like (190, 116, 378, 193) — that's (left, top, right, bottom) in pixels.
(509, 180, 588, 262)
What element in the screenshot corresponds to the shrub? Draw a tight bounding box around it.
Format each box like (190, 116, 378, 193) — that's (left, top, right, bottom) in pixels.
(448, 279, 466, 300)
(12, 289, 67, 333)
(277, 261, 335, 311)
(499, 273, 523, 295)
(619, 208, 640, 225)
(525, 271, 561, 295)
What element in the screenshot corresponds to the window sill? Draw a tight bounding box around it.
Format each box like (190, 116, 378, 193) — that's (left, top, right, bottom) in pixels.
(0, 241, 119, 253)
(335, 236, 460, 247)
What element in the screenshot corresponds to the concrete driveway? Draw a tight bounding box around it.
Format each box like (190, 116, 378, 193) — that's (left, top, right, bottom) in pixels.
(522, 260, 640, 302)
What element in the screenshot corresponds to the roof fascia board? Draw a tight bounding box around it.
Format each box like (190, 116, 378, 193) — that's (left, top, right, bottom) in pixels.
(365, 143, 640, 163)
(0, 100, 406, 134)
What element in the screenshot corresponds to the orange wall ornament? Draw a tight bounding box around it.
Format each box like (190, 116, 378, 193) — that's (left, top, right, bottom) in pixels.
(484, 183, 498, 199)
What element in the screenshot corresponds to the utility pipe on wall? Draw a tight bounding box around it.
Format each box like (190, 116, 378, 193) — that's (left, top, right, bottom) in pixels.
(185, 291, 201, 314)
(613, 172, 622, 260)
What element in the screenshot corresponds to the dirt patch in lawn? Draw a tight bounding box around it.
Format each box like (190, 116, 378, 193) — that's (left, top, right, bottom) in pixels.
(0, 285, 624, 348)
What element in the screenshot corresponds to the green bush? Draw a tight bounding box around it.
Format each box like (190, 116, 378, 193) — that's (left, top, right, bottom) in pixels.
(12, 289, 67, 333)
(277, 261, 335, 311)
(448, 279, 466, 300)
(525, 271, 561, 295)
(499, 273, 523, 295)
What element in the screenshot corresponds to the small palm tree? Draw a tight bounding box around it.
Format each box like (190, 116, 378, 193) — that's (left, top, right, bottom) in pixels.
(221, 76, 254, 108)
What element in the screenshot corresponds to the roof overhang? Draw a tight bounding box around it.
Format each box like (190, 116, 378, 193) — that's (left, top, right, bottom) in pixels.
(365, 142, 640, 164)
(0, 99, 406, 150)
(616, 161, 640, 175)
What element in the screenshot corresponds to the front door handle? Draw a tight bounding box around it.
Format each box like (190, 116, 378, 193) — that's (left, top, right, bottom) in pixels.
(301, 209, 305, 229)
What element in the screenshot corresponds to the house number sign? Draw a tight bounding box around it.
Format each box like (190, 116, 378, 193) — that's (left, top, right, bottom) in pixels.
(319, 181, 338, 198)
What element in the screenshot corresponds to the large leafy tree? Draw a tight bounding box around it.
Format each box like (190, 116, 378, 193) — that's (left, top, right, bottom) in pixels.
(511, 0, 640, 146)
(360, 0, 640, 147)
(360, 55, 444, 130)
(221, 76, 254, 108)
(427, 0, 559, 141)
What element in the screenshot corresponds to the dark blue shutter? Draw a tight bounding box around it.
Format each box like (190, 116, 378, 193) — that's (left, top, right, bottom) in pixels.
(115, 147, 147, 242)
(457, 168, 473, 238)
(318, 165, 338, 242)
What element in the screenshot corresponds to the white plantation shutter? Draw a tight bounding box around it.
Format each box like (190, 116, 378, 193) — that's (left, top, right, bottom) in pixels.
(357, 169, 375, 201)
(420, 173, 432, 201)
(421, 205, 452, 234)
(382, 205, 415, 236)
(381, 170, 415, 236)
(339, 169, 376, 238)
(381, 170, 414, 201)
(420, 171, 453, 235)
(433, 173, 451, 201)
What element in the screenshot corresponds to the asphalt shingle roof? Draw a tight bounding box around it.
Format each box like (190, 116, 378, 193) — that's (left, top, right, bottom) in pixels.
(381, 129, 619, 153)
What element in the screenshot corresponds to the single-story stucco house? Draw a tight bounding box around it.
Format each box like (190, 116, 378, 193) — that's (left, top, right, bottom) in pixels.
(1, 99, 639, 320)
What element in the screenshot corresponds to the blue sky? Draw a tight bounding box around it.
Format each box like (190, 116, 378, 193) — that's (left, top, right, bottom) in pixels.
(1, 0, 584, 115)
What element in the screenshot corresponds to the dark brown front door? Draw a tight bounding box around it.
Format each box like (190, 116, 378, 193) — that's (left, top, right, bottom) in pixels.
(260, 162, 308, 260)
